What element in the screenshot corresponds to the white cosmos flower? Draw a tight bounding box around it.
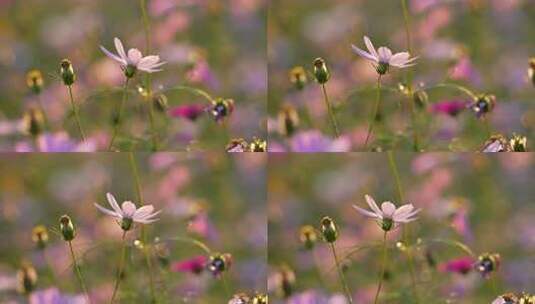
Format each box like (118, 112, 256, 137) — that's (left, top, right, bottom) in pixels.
(94, 192, 161, 226)
(353, 194, 420, 231)
(100, 37, 165, 74)
(351, 36, 417, 74)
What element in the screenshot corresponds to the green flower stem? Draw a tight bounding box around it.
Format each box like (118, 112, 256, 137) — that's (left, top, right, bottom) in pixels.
(42, 250, 59, 287)
(401, 0, 420, 151)
(483, 117, 492, 137)
(387, 152, 419, 303)
(110, 231, 127, 304)
(329, 242, 353, 304)
(67, 85, 86, 141)
(68, 241, 91, 304)
(364, 75, 382, 149)
(128, 152, 157, 303)
(373, 231, 388, 304)
(108, 78, 130, 151)
(140, 0, 158, 151)
(36, 94, 50, 130)
(321, 84, 340, 138)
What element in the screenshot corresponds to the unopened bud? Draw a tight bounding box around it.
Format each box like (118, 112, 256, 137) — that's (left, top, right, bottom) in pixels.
(289, 66, 307, 90)
(22, 107, 45, 137)
(413, 89, 428, 109)
(211, 98, 234, 122)
(59, 215, 76, 241)
(475, 252, 500, 278)
(32, 225, 49, 250)
(208, 253, 232, 276)
(153, 94, 168, 113)
(248, 138, 267, 152)
(278, 104, 299, 136)
(509, 133, 527, 152)
(17, 262, 37, 295)
(299, 225, 317, 250)
(320, 216, 338, 243)
(471, 94, 496, 118)
(26, 69, 44, 94)
(252, 293, 268, 304)
(60, 59, 76, 86)
(313, 58, 330, 84)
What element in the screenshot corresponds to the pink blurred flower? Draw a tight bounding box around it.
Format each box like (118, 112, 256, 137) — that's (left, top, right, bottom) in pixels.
(449, 57, 481, 85)
(171, 255, 207, 274)
(438, 256, 475, 275)
(431, 100, 468, 117)
(169, 104, 206, 121)
(290, 130, 351, 152)
(14, 132, 96, 152)
(187, 212, 218, 240)
(186, 60, 219, 88)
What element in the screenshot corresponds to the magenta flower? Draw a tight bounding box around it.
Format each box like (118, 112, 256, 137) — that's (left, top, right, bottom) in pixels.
(171, 255, 207, 274)
(431, 100, 468, 117)
(438, 256, 475, 275)
(169, 104, 206, 121)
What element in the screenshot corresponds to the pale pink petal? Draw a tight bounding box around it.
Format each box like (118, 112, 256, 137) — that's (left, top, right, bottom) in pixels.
(389, 52, 410, 66)
(351, 45, 377, 62)
(114, 37, 127, 61)
(353, 205, 381, 219)
(377, 47, 392, 63)
(392, 204, 414, 220)
(364, 36, 378, 58)
(121, 201, 137, 217)
(381, 201, 396, 217)
(135, 218, 160, 224)
(100, 46, 126, 65)
(127, 48, 143, 65)
(94, 203, 121, 218)
(106, 193, 122, 214)
(365, 195, 383, 217)
(133, 205, 154, 220)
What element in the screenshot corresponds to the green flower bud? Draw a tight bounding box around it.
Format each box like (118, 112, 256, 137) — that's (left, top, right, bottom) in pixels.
(248, 138, 267, 152)
(289, 66, 307, 90)
(376, 62, 389, 75)
(124, 64, 137, 79)
(154, 238, 170, 267)
(413, 89, 428, 109)
(278, 104, 299, 137)
(60, 59, 76, 86)
(32, 225, 49, 250)
(299, 225, 317, 250)
(509, 133, 527, 152)
(153, 93, 169, 113)
(313, 58, 330, 84)
(320, 216, 338, 243)
(59, 214, 76, 241)
(22, 107, 45, 137)
(252, 293, 268, 304)
(26, 69, 44, 94)
(17, 262, 37, 295)
(121, 217, 133, 231)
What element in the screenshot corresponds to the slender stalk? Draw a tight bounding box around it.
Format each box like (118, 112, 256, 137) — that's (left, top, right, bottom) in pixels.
(329, 243, 353, 304)
(127, 152, 157, 303)
(68, 241, 91, 304)
(387, 152, 419, 303)
(364, 75, 382, 149)
(321, 84, 340, 138)
(108, 78, 130, 151)
(401, 0, 420, 151)
(36, 94, 49, 130)
(373, 232, 388, 304)
(110, 231, 127, 304)
(222, 273, 231, 298)
(483, 117, 492, 137)
(140, 0, 158, 150)
(67, 86, 86, 141)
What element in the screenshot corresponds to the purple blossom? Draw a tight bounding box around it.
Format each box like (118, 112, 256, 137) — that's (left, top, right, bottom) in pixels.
(290, 131, 350, 152)
(169, 104, 206, 121)
(431, 100, 468, 117)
